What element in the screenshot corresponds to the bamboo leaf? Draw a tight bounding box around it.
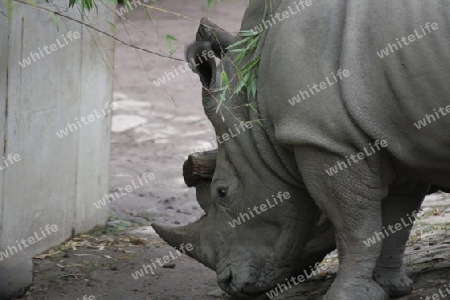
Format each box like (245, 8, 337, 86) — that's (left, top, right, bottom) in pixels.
(49, 12, 58, 25)
(68, 0, 78, 8)
(145, 7, 152, 20)
(107, 21, 116, 30)
(166, 35, 180, 55)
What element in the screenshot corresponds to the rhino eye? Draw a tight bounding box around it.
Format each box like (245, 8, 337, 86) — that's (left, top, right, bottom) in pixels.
(217, 187, 228, 198)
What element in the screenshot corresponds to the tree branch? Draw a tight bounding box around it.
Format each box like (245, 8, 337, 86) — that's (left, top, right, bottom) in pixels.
(12, 0, 185, 62)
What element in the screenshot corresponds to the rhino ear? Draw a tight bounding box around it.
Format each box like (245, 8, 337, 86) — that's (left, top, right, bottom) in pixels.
(196, 17, 234, 58)
(186, 42, 217, 89)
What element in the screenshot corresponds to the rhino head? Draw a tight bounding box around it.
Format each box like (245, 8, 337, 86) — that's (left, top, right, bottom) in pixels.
(154, 166, 333, 297)
(152, 19, 336, 297)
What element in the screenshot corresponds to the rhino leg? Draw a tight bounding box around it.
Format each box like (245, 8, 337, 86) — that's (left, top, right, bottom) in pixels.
(295, 147, 389, 300)
(373, 181, 429, 298)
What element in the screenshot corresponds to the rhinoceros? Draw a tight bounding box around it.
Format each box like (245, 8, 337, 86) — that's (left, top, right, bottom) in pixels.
(152, 1, 450, 299)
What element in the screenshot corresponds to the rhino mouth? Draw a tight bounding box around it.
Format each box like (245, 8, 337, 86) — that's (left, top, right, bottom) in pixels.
(218, 281, 263, 298)
(217, 266, 293, 298)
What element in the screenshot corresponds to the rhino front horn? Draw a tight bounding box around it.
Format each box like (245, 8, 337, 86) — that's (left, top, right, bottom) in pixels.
(152, 216, 216, 270)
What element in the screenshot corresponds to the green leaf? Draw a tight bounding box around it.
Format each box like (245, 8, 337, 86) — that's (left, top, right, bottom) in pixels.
(2, 0, 13, 20)
(107, 21, 116, 30)
(239, 30, 259, 37)
(68, 0, 78, 8)
(170, 96, 177, 106)
(220, 71, 230, 87)
(166, 34, 178, 42)
(205, 0, 262, 118)
(49, 12, 58, 25)
(145, 7, 152, 20)
(206, 0, 218, 11)
(229, 48, 247, 53)
(166, 34, 180, 55)
(227, 38, 250, 49)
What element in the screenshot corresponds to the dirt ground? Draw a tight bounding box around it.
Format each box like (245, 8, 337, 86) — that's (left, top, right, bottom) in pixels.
(20, 1, 450, 299)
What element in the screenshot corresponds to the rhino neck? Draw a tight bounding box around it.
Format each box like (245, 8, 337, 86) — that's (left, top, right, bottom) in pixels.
(214, 85, 302, 187)
(214, 98, 301, 188)
(217, 0, 302, 187)
(248, 103, 303, 187)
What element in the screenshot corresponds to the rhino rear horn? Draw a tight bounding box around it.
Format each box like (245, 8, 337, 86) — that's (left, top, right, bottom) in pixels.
(183, 150, 217, 187)
(183, 150, 217, 213)
(196, 17, 235, 58)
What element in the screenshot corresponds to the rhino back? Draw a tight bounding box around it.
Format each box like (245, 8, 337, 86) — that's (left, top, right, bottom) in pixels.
(256, 0, 450, 186)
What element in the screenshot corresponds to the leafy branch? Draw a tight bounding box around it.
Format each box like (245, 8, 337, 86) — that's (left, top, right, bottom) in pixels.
(11, 0, 185, 62)
(67, 0, 223, 12)
(215, 29, 261, 114)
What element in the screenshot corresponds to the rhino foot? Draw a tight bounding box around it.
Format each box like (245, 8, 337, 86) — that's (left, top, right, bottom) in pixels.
(373, 268, 413, 298)
(322, 277, 389, 300)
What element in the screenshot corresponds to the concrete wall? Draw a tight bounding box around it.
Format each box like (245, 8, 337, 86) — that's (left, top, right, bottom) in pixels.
(0, 0, 114, 256)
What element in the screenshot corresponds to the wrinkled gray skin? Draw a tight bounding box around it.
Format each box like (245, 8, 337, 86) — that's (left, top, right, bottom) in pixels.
(153, 1, 450, 299)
